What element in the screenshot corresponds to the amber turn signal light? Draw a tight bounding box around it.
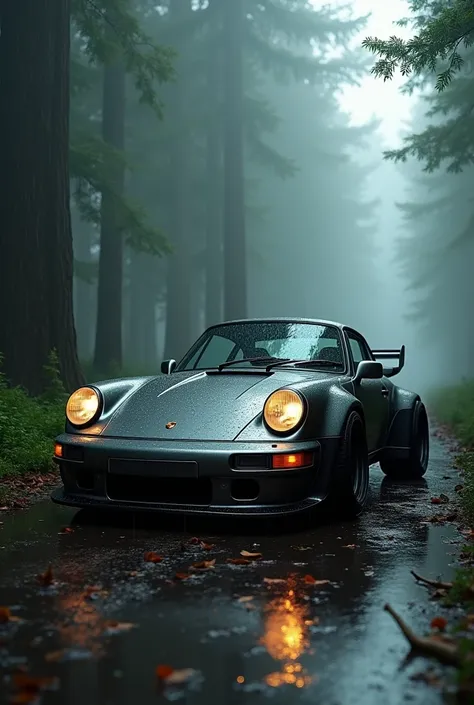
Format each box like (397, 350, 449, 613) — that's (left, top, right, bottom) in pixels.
(271, 452, 313, 469)
(54, 443, 63, 458)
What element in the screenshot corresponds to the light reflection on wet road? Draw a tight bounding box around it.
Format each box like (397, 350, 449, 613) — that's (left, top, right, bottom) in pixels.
(0, 432, 463, 704)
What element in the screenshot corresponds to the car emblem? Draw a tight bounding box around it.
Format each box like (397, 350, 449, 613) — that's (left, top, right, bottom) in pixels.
(165, 421, 176, 429)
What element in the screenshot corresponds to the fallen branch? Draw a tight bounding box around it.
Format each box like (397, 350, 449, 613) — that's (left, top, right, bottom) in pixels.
(411, 570, 453, 590)
(384, 604, 460, 667)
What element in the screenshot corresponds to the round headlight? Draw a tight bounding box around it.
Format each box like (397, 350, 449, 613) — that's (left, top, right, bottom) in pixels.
(66, 387, 101, 427)
(263, 389, 305, 433)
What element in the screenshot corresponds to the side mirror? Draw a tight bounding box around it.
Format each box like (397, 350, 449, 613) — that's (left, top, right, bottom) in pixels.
(161, 359, 176, 375)
(354, 360, 383, 383)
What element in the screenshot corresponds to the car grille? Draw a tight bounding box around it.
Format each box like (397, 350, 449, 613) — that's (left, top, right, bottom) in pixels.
(106, 474, 212, 505)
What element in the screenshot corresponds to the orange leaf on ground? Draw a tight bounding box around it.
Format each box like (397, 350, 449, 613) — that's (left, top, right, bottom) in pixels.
(102, 620, 135, 634)
(144, 552, 163, 563)
(240, 550, 262, 559)
(263, 577, 286, 584)
(200, 542, 215, 551)
(164, 668, 196, 685)
(59, 527, 73, 534)
(303, 575, 330, 586)
(0, 606, 22, 623)
(190, 559, 216, 571)
(227, 558, 250, 565)
(37, 565, 54, 586)
(11, 674, 59, 702)
(430, 616, 448, 631)
(156, 664, 174, 679)
(175, 572, 190, 580)
(237, 596, 254, 603)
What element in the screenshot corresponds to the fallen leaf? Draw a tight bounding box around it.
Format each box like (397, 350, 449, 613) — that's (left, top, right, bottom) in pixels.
(455, 485, 464, 493)
(227, 558, 250, 565)
(83, 585, 109, 600)
(430, 616, 448, 631)
(200, 542, 215, 551)
(303, 575, 330, 586)
(144, 551, 163, 563)
(0, 606, 21, 623)
(164, 668, 197, 685)
(102, 620, 135, 635)
(431, 494, 449, 505)
(59, 527, 73, 534)
(237, 596, 254, 603)
(37, 565, 54, 586)
(342, 544, 357, 549)
(188, 537, 200, 545)
(240, 550, 262, 559)
(11, 674, 59, 699)
(190, 559, 216, 571)
(263, 577, 286, 585)
(44, 650, 65, 662)
(156, 664, 174, 679)
(175, 572, 191, 580)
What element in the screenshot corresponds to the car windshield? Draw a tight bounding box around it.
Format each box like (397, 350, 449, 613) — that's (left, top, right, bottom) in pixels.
(176, 322, 345, 371)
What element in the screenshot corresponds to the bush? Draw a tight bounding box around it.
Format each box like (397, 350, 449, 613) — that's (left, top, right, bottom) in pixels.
(429, 380, 474, 523)
(0, 351, 66, 478)
(429, 380, 474, 448)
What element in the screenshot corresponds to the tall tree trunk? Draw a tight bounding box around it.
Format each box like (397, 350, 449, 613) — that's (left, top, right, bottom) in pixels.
(94, 57, 126, 374)
(222, 0, 247, 320)
(163, 0, 193, 361)
(128, 251, 158, 371)
(72, 206, 95, 361)
(0, 0, 83, 394)
(205, 35, 223, 328)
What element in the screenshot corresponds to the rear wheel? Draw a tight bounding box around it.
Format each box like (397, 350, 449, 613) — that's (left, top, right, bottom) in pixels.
(380, 400, 429, 480)
(328, 410, 369, 520)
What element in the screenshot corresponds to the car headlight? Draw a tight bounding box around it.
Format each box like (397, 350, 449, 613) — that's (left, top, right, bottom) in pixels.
(66, 386, 101, 427)
(263, 389, 305, 433)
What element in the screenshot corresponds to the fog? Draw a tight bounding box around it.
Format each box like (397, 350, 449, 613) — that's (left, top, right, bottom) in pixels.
(68, 0, 463, 396)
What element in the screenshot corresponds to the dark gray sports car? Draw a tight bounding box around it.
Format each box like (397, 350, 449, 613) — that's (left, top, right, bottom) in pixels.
(51, 318, 429, 520)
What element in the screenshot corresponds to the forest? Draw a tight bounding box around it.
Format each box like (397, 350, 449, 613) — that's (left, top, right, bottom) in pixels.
(0, 0, 383, 397)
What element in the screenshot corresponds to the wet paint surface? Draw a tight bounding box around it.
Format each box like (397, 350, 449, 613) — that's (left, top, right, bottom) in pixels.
(0, 433, 463, 704)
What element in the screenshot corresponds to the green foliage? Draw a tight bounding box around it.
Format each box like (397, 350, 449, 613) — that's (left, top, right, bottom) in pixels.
(80, 358, 157, 383)
(0, 356, 66, 479)
(72, 0, 175, 114)
(430, 382, 474, 449)
(363, 0, 474, 90)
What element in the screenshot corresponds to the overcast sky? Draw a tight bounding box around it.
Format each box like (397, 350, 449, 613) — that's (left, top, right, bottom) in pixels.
(312, 0, 414, 146)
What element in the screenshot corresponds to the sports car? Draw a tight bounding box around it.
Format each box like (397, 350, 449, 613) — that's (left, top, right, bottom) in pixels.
(51, 318, 429, 520)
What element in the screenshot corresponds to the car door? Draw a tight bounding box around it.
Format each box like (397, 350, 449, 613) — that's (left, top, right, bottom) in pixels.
(345, 329, 390, 454)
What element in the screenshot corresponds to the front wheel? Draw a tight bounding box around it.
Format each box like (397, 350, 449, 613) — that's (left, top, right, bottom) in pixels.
(328, 410, 369, 520)
(380, 400, 429, 480)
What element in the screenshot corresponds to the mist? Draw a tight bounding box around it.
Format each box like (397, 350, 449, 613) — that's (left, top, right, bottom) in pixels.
(65, 0, 455, 397)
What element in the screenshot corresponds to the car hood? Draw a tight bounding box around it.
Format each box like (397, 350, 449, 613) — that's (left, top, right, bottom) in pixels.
(101, 369, 327, 441)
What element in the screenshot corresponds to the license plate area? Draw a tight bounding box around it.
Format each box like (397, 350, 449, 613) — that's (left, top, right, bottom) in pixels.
(108, 458, 198, 478)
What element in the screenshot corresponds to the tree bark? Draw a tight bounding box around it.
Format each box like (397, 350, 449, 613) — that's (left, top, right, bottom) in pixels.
(94, 57, 126, 374)
(222, 0, 247, 320)
(128, 251, 159, 371)
(72, 206, 96, 361)
(205, 34, 223, 328)
(0, 0, 83, 394)
(163, 0, 193, 361)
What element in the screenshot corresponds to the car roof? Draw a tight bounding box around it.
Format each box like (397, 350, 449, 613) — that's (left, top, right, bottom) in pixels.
(211, 317, 346, 330)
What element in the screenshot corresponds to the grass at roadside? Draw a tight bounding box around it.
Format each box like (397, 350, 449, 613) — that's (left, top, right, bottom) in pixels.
(0, 354, 66, 505)
(425, 381, 474, 694)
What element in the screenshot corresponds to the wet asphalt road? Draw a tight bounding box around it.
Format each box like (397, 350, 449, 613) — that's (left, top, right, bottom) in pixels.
(0, 431, 464, 705)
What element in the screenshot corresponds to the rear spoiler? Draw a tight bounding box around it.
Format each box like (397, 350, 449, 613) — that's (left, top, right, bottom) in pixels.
(371, 345, 405, 378)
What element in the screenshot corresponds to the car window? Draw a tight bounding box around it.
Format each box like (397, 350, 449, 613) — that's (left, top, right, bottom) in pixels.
(347, 333, 371, 364)
(191, 335, 243, 369)
(176, 322, 345, 371)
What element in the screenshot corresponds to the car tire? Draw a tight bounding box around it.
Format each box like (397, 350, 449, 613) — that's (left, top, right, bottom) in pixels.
(380, 400, 429, 480)
(328, 409, 370, 520)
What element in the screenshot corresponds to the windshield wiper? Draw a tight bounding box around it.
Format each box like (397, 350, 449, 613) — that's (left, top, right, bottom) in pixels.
(265, 359, 344, 372)
(217, 357, 289, 372)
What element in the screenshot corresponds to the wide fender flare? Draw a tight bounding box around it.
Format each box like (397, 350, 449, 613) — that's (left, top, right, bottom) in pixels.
(386, 388, 421, 448)
(310, 385, 364, 438)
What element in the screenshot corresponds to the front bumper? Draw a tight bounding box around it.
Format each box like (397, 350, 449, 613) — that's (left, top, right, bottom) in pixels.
(51, 433, 339, 517)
